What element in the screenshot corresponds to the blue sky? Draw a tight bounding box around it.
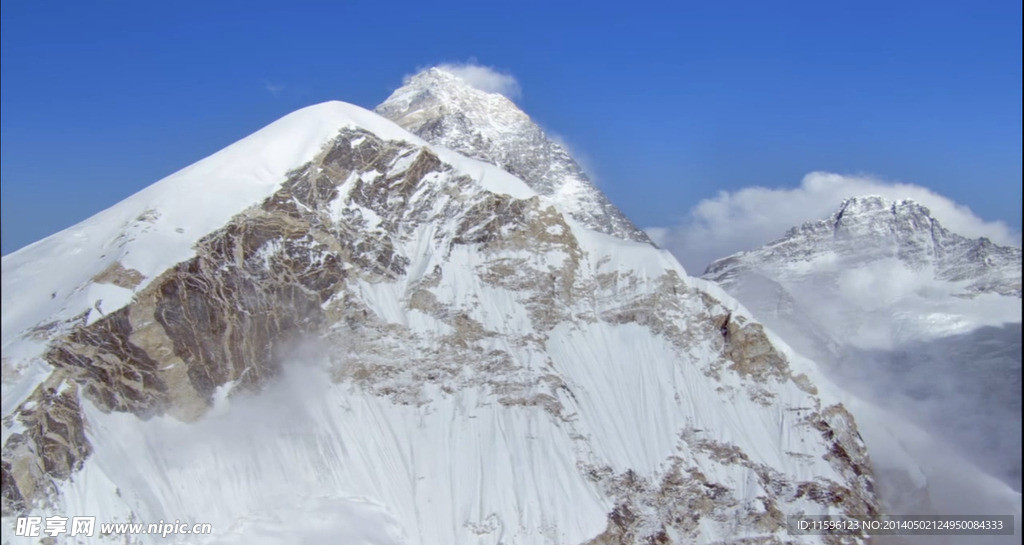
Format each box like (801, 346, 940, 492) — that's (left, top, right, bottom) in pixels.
(2, 0, 1021, 257)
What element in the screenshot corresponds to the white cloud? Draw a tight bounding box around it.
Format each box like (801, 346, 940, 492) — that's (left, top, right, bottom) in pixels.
(263, 81, 285, 97)
(432, 62, 522, 100)
(547, 131, 601, 183)
(647, 172, 1022, 274)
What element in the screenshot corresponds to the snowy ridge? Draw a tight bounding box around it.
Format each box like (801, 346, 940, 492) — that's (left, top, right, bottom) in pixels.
(376, 67, 652, 245)
(4, 101, 876, 544)
(2, 102, 416, 354)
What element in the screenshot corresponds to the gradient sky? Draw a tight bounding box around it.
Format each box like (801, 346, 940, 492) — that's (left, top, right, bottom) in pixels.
(2, 0, 1021, 255)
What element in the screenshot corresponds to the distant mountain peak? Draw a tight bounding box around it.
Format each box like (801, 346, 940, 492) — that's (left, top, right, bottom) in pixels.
(377, 66, 652, 244)
(707, 194, 1022, 297)
(837, 194, 916, 210)
(832, 195, 932, 226)
(701, 192, 1023, 502)
(825, 195, 937, 240)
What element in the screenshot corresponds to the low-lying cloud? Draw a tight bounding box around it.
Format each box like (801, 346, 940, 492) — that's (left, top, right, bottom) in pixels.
(432, 62, 522, 100)
(646, 172, 1022, 274)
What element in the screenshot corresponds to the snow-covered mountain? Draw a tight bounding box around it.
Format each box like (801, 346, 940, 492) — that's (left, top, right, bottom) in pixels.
(376, 67, 650, 245)
(1, 73, 877, 544)
(703, 195, 1022, 539)
(706, 195, 1021, 299)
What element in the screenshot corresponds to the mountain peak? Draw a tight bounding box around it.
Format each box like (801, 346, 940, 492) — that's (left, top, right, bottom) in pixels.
(376, 66, 652, 244)
(706, 194, 1022, 297)
(377, 66, 531, 150)
(835, 195, 932, 222)
(837, 194, 897, 214)
(401, 65, 515, 100)
(829, 195, 938, 239)
(409, 65, 471, 85)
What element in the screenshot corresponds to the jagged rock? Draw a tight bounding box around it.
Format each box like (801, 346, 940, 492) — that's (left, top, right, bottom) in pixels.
(2, 377, 90, 515)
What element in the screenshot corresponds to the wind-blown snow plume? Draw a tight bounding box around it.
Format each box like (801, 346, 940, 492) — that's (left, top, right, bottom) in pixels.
(422, 62, 522, 100)
(647, 172, 1021, 273)
(377, 65, 651, 244)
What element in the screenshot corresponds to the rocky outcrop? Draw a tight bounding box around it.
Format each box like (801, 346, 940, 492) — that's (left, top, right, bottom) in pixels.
(582, 417, 876, 545)
(1, 377, 90, 514)
(91, 262, 145, 289)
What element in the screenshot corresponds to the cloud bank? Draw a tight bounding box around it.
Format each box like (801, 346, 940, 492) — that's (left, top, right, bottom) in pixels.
(647, 172, 1022, 274)
(432, 62, 522, 100)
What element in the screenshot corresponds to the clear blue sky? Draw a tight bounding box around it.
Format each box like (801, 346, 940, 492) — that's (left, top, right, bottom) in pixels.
(2, 0, 1021, 255)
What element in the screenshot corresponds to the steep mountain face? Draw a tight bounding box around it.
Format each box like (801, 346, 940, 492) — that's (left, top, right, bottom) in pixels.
(2, 101, 878, 544)
(376, 67, 651, 245)
(702, 195, 1022, 537)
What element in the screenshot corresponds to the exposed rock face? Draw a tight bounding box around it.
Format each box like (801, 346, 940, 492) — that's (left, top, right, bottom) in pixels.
(377, 67, 652, 245)
(581, 402, 876, 545)
(1, 377, 90, 515)
(91, 262, 145, 289)
(3, 108, 876, 544)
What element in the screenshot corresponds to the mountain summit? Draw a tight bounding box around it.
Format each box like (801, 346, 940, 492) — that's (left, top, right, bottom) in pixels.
(376, 67, 651, 244)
